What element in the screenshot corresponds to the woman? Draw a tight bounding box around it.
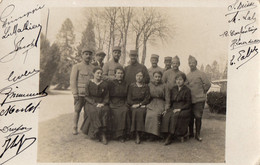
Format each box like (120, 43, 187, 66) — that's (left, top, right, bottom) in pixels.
(161, 72, 192, 145)
(108, 66, 131, 142)
(127, 71, 150, 144)
(81, 67, 110, 145)
(145, 71, 165, 140)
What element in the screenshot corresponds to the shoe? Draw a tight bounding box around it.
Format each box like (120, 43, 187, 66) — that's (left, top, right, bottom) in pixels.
(135, 133, 141, 144)
(119, 137, 125, 143)
(72, 127, 78, 135)
(180, 137, 185, 143)
(195, 134, 202, 142)
(164, 135, 171, 145)
(101, 133, 108, 145)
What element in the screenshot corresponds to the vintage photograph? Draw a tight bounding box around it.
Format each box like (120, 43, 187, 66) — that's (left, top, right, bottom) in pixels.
(38, 7, 227, 163)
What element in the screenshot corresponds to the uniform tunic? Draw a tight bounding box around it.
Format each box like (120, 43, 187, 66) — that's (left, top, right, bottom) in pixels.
(162, 69, 185, 89)
(108, 80, 131, 138)
(103, 60, 123, 81)
(81, 80, 110, 138)
(148, 66, 163, 81)
(145, 82, 165, 136)
(125, 62, 150, 85)
(161, 85, 192, 136)
(127, 83, 150, 132)
(186, 69, 211, 104)
(70, 61, 94, 96)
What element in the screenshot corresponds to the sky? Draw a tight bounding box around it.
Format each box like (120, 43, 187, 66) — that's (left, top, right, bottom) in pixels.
(41, 7, 228, 74)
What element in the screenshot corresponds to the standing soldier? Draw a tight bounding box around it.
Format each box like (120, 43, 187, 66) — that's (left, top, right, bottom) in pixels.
(163, 56, 172, 72)
(148, 54, 163, 80)
(162, 56, 184, 89)
(92, 50, 106, 68)
(125, 50, 150, 85)
(187, 55, 211, 141)
(70, 48, 94, 135)
(103, 46, 123, 81)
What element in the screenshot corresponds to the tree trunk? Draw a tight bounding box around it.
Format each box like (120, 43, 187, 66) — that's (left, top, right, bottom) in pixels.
(141, 39, 147, 64)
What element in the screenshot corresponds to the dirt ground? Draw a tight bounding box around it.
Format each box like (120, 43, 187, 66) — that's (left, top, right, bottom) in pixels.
(37, 90, 225, 163)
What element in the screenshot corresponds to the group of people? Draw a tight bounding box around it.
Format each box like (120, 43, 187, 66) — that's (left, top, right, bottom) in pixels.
(70, 46, 211, 145)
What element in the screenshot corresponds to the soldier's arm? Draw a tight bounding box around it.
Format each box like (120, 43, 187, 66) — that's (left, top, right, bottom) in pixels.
(201, 72, 211, 93)
(70, 65, 78, 96)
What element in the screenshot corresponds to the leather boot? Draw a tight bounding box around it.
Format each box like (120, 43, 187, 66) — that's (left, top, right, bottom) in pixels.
(73, 127, 78, 135)
(195, 119, 202, 142)
(101, 132, 108, 145)
(164, 134, 172, 145)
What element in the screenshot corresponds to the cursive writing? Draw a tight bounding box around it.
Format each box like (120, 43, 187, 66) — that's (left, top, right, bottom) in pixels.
(0, 123, 32, 139)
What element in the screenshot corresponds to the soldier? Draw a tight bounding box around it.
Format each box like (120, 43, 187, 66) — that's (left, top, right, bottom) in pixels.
(162, 56, 185, 89)
(187, 55, 211, 141)
(148, 54, 163, 80)
(70, 48, 94, 135)
(163, 56, 172, 72)
(124, 50, 150, 85)
(103, 46, 123, 81)
(92, 50, 106, 68)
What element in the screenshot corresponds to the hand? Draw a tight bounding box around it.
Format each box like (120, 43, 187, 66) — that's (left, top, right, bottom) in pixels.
(97, 103, 104, 108)
(73, 95, 79, 100)
(162, 110, 167, 116)
(132, 104, 140, 108)
(173, 109, 181, 113)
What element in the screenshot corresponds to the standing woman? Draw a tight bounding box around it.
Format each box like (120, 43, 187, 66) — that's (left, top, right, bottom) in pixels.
(81, 67, 110, 145)
(161, 73, 192, 145)
(127, 71, 150, 144)
(145, 71, 165, 140)
(109, 66, 131, 142)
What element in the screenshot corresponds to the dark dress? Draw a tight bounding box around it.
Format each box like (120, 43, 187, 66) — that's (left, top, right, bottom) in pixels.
(161, 85, 192, 136)
(127, 83, 150, 132)
(81, 80, 110, 138)
(145, 82, 165, 136)
(108, 80, 131, 138)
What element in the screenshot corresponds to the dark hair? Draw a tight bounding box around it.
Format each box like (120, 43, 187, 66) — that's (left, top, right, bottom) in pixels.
(153, 71, 163, 77)
(114, 66, 125, 75)
(136, 70, 144, 76)
(175, 72, 186, 82)
(93, 66, 102, 73)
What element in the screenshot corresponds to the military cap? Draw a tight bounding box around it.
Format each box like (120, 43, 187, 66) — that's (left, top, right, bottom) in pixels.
(82, 48, 93, 54)
(129, 50, 138, 55)
(113, 46, 121, 52)
(151, 54, 159, 59)
(164, 56, 172, 62)
(188, 55, 197, 62)
(172, 55, 180, 62)
(96, 50, 106, 57)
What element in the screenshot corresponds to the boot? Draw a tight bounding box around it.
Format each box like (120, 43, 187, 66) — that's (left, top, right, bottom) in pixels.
(195, 119, 202, 142)
(135, 132, 141, 144)
(101, 132, 108, 145)
(73, 127, 78, 135)
(164, 134, 172, 145)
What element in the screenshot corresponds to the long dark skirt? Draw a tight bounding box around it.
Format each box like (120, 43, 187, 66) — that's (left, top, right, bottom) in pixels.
(130, 107, 146, 132)
(161, 109, 191, 136)
(81, 103, 110, 138)
(110, 105, 131, 138)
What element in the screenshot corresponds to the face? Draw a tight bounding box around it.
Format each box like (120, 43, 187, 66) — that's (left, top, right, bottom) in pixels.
(94, 69, 103, 80)
(82, 51, 92, 63)
(153, 73, 162, 84)
(164, 60, 172, 69)
(96, 54, 105, 62)
(189, 60, 197, 71)
(115, 69, 124, 81)
(172, 59, 180, 70)
(176, 76, 185, 87)
(112, 50, 121, 61)
(150, 58, 158, 67)
(135, 72, 143, 83)
(130, 54, 138, 64)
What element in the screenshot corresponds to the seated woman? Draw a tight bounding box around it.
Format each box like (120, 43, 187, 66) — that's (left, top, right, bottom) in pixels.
(108, 66, 131, 142)
(81, 67, 110, 145)
(161, 72, 192, 145)
(127, 71, 150, 144)
(145, 71, 165, 140)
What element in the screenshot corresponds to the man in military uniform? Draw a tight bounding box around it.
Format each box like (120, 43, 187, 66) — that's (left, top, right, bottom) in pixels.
(125, 50, 150, 85)
(162, 56, 184, 89)
(148, 54, 163, 80)
(163, 56, 172, 72)
(70, 48, 94, 135)
(103, 46, 123, 81)
(92, 50, 106, 68)
(187, 55, 211, 141)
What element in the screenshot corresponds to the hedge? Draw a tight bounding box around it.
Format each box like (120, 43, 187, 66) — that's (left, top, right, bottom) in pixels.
(206, 91, 226, 114)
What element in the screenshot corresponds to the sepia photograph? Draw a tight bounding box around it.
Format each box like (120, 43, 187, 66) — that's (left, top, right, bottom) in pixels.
(38, 6, 228, 163)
